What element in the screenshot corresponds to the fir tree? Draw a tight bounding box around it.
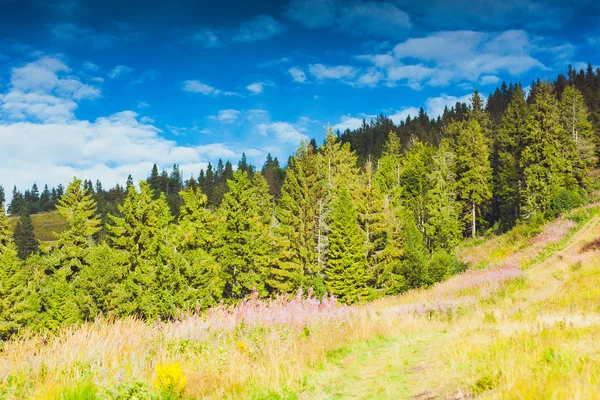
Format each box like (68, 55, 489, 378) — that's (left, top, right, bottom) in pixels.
(270, 142, 325, 294)
(521, 82, 573, 217)
(13, 208, 38, 259)
(325, 187, 367, 304)
(56, 177, 101, 239)
(214, 170, 267, 299)
(495, 86, 528, 228)
(456, 119, 493, 237)
(425, 140, 461, 251)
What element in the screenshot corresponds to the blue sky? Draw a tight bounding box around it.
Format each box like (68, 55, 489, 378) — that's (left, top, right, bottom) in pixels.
(1, 0, 599, 192)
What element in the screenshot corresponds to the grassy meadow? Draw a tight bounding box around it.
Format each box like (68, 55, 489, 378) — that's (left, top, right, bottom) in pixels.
(1, 205, 600, 399)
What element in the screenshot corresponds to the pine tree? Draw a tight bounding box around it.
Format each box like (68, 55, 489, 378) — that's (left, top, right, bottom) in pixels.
(270, 142, 325, 294)
(558, 85, 596, 187)
(400, 210, 430, 289)
(108, 182, 173, 317)
(0, 204, 34, 338)
(325, 187, 367, 304)
(354, 160, 387, 291)
(13, 208, 38, 259)
(425, 140, 461, 251)
(456, 118, 493, 237)
(375, 131, 403, 206)
(399, 139, 433, 235)
(321, 127, 359, 193)
(174, 187, 222, 308)
(214, 170, 267, 299)
(56, 177, 101, 239)
(495, 86, 528, 228)
(521, 82, 573, 217)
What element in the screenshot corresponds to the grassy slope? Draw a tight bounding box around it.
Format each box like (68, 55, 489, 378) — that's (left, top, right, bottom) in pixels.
(296, 206, 600, 399)
(7, 210, 68, 242)
(1, 205, 599, 399)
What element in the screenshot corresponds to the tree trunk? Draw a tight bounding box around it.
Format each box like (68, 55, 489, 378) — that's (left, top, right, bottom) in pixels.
(472, 202, 476, 239)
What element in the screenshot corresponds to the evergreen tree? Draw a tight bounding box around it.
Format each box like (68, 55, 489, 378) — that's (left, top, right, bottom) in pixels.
(0, 204, 33, 338)
(56, 177, 101, 239)
(375, 131, 403, 204)
(354, 161, 387, 284)
(0, 186, 4, 207)
(399, 139, 433, 235)
(270, 142, 325, 294)
(325, 187, 367, 304)
(521, 82, 574, 217)
(495, 86, 528, 228)
(214, 170, 268, 299)
(8, 186, 24, 216)
(400, 210, 430, 289)
(456, 119, 493, 237)
(13, 208, 39, 259)
(425, 140, 461, 251)
(558, 86, 596, 186)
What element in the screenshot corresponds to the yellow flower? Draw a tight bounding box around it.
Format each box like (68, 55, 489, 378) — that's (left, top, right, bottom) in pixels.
(236, 340, 249, 354)
(155, 362, 186, 396)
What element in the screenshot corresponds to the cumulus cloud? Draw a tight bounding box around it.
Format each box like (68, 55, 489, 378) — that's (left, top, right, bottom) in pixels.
(108, 65, 133, 79)
(289, 67, 307, 82)
(286, 0, 411, 39)
(192, 29, 223, 48)
(425, 93, 474, 117)
(331, 115, 373, 132)
(0, 57, 100, 123)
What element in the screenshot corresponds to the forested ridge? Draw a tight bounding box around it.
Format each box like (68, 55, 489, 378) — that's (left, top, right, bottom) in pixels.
(1, 65, 599, 339)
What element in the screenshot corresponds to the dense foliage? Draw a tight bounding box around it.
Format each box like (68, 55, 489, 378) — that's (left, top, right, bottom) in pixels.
(1, 65, 598, 339)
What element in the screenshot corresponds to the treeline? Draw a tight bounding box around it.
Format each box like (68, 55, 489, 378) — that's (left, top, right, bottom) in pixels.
(0, 65, 598, 339)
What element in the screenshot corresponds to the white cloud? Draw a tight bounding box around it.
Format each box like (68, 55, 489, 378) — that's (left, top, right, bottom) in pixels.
(286, 0, 411, 38)
(137, 101, 150, 108)
(257, 122, 307, 143)
(83, 61, 100, 71)
(289, 67, 307, 83)
(232, 15, 285, 43)
(208, 109, 242, 124)
(247, 82, 264, 94)
(132, 69, 160, 85)
(331, 115, 373, 132)
(309, 63, 357, 80)
(191, 15, 284, 48)
(108, 65, 134, 79)
(480, 75, 500, 85)
(182, 80, 240, 97)
(0, 57, 100, 123)
(182, 80, 218, 95)
(192, 29, 223, 48)
(389, 107, 420, 124)
(425, 93, 474, 117)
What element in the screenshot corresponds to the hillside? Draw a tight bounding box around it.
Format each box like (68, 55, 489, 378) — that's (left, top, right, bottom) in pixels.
(7, 210, 68, 242)
(1, 204, 599, 399)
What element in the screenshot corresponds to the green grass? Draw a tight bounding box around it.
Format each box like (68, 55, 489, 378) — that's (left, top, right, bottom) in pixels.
(7, 210, 68, 242)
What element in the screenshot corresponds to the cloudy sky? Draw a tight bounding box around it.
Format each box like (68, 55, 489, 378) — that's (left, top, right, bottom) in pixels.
(1, 0, 599, 193)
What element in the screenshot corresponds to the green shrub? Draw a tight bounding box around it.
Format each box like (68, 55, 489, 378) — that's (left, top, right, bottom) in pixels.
(548, 189, 583, 219)
(428, 250, 467, 284)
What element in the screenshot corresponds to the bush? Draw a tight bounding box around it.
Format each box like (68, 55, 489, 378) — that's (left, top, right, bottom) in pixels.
(548, 189, 583, 219)
(428, 250, 467, 284)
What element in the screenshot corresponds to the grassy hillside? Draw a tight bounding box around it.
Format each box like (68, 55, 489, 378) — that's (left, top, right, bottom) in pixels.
(7, 210, 68, 242)
(1, 205, 599, 399)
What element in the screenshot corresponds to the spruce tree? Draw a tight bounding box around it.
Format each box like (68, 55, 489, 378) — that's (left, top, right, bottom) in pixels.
(521, 82, 573, 217)
(375, 131, 403, 203)
(13, 208, 38, 259)
(354, 160, 388, 293)
(456, 119, 493, 237)
(425, 140, 461, 251)
(214, 170, 267, 299)
(558, 85, 596, 187)
(399, 139, 433, 235)
(271, 142, 325, 294)
(495, 86, 528, 228)
(325, 187, 367, 304)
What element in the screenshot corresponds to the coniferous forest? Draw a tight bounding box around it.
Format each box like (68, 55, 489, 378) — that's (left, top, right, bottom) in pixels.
(1, 65, 600, 339)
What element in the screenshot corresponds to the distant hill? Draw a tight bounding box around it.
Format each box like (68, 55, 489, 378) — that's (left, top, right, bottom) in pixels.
(7, 210, 68, 242)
